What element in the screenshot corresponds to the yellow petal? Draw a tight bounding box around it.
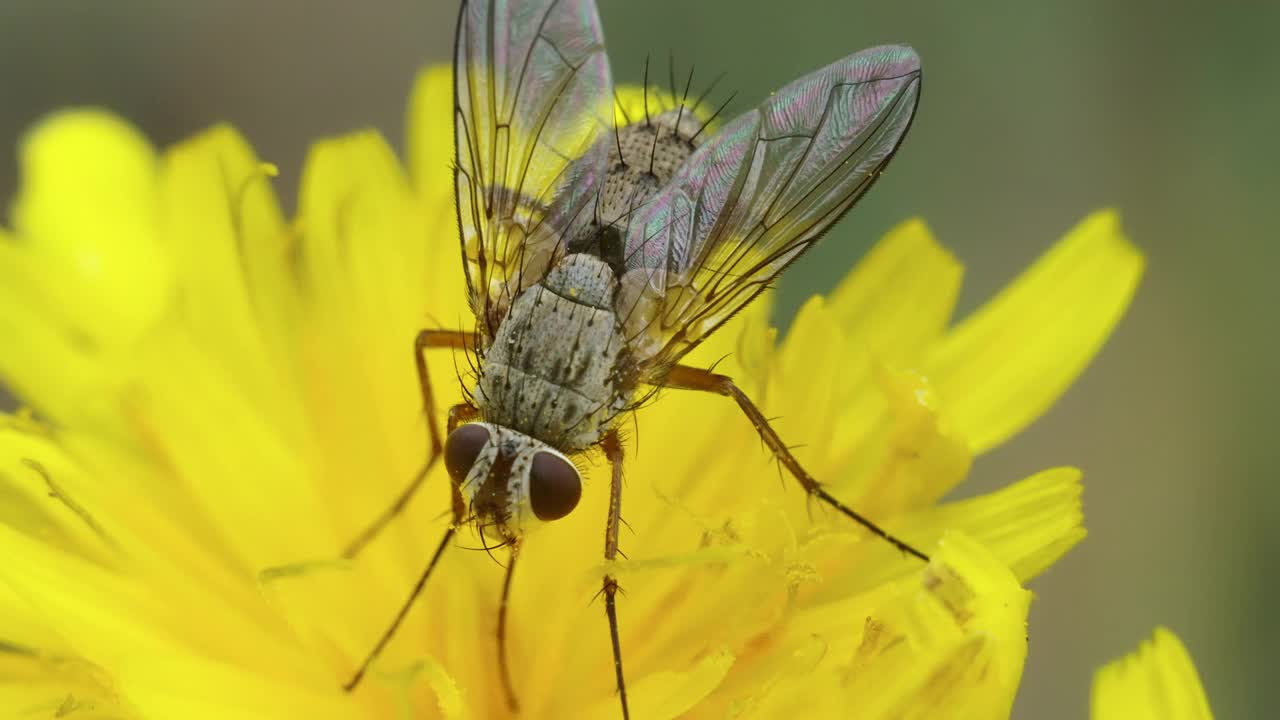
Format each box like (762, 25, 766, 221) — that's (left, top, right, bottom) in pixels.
(757, 222, 964, 515)
(585, 649, 735, 720)
(755, 297, 971, 517)
(406, 64, 454, 203)
(402, 68, 475, 318)
(116, 651, 357, 720)
(0, 509, 331, 703)
(853, 363, 972, 510)
(0, 283, 118, 427)
(297, 128, 462, 327)
(766, 295, 855, 473)
(767, 534, 1028, 719)
(927, 210, 1143, 454)
(614, 85, 682, 128)
(293, 131, 456, 555)
(0, 112, 170, 426)
(0, 655, 127, 720)
(940, 466, 1085, 582)
(0, 418, 116, 564)
(7, 110, 169, 347)
(158, 125, 292, 420)
(828, 218, 963, 366)
(128, 327, 337, 568)
(0, 416, 251, 643)
(394, 655, 465, 720)
(816, 467, 1082, 605)
(297, 130, 425, 325)
(1092, 627, 1214, 720)
(864, 533, 1028, 719)
(0, 520, 178, 664)
(714, 635, 834, 717)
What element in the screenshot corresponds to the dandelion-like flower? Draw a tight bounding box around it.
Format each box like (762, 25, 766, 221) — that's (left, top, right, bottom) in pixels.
(0, 66, 1157, 718)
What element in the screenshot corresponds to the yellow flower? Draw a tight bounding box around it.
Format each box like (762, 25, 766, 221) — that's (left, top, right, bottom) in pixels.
(0, 66, 1142, 718)
(1093, 628, 1215, 720)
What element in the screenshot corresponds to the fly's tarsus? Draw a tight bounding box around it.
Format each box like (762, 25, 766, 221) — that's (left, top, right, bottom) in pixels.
(604, 576, 630, 720)
(498, 542, 522, 713)
(344, 526, 457, 692)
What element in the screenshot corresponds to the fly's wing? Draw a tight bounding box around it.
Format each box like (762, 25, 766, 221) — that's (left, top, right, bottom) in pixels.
(454, 0, 612, 342)
(618, 45, 921, 375)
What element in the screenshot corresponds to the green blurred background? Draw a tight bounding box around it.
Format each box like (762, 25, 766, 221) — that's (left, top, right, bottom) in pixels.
(1, 1, 1273, 717)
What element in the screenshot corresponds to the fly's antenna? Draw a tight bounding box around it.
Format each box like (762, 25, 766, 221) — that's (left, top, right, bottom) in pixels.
(642, 54, 653, 127)
(689, 90, 737, 145)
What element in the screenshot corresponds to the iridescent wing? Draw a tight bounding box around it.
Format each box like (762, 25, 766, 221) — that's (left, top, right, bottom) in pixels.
(454, 0, 613, 342)
(617, 46, 922, 375)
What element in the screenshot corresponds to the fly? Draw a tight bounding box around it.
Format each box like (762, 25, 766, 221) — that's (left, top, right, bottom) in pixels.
(342, 2, 925, 717)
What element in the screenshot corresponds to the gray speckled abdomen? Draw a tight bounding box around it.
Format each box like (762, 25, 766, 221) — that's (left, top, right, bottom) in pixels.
(476, 254, 630, 451)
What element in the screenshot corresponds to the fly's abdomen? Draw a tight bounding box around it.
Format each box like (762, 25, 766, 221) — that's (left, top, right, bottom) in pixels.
(477, 254, 629, 450)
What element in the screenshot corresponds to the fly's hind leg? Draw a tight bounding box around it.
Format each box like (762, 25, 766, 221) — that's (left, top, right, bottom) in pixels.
(662, 364, 930, 563)
(342, 328, 476, 559)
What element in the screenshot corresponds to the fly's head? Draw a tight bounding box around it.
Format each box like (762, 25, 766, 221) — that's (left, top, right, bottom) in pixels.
(444, 422, 582, 542)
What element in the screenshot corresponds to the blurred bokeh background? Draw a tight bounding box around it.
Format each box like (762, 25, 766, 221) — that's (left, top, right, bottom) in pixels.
(1, 1, 1273, 717)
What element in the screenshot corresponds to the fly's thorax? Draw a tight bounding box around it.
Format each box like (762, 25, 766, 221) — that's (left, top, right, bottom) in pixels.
(444, 423, 582, 541)
(602, 109, 703, 221)
(566, 108, 703, 269)
(476, 254, 632, 450)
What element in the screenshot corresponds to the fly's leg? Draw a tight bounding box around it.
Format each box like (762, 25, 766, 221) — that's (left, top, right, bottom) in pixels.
(343, 510, 460, 691)
(662, 364, 930, 562)
(599, 430, 631, 720)
(343, 390, 475, 691)
(498, 542, 521, 713)
(342, 328, 474, 559)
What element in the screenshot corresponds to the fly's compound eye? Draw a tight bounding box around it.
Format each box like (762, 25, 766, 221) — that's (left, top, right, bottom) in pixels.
(529, 452, 581, 521)
(444, 424, 490, 484)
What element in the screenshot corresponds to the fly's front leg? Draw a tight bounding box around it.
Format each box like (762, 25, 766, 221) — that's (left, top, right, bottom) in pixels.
(344, 521, 459, 691)
(344, 406, 472, 692)
(600, 430, 631, 720)
(498, 542, 521, 713)
(662, 364, 929, 562)
(343, 328, 475, 559)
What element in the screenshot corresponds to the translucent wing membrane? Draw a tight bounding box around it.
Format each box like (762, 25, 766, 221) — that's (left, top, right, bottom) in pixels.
(454, 0, 613, 340)
(618, 45, 922, 374)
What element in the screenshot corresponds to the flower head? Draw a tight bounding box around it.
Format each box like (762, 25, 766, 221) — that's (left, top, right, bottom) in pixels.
(0, 66, 1144, 718)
